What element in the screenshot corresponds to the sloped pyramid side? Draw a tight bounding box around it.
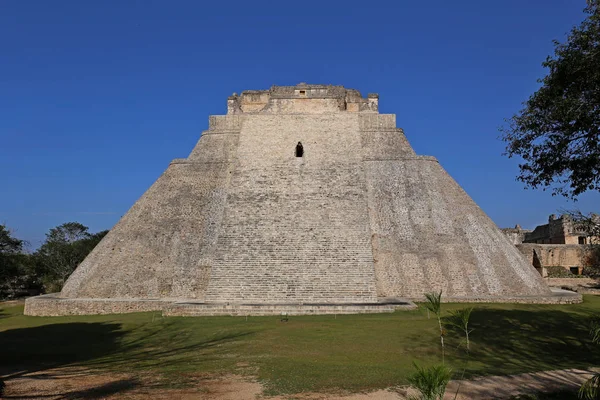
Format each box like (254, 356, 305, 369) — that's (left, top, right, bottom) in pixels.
(59, 116, 240, 301)
(60, 159, 233, 300)
(366, 156, 553, 300)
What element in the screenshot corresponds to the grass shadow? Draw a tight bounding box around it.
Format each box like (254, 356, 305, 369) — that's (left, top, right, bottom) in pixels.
(0, 322, 126, 379)
(465, 307, 600, 376)
(85, 324, 255, 372)
(1, 378, 140, 399)
(65, 378, 139, 399)
(0, 318, 256, 398)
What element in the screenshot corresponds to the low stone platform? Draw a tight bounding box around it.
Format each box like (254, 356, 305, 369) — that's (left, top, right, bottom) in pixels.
(163, 300, 417, 317)
(24, 294, 169, 316)
(545, 277, 600, 295)
(24, 289, 581, 317)
(24, 294, 417, 317)
(418, 288, 583, 304)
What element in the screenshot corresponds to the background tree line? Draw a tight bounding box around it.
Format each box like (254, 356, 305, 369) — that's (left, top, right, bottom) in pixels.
(0, 222, 107, 299)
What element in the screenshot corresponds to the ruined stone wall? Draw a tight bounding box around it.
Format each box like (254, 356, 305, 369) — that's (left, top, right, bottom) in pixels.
(264, 98, 343, 114)
(501, 228, 531, 245)
(523, 214, 594, 245)
(228, 85, 378, 115)
(545, 277, 598, 288)
(516, 244, 589, 269)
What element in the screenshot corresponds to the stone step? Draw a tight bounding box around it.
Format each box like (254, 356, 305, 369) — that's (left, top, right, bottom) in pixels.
(163, 301, 417, 317)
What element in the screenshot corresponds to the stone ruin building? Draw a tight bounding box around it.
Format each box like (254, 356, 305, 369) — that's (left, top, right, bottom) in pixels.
(524, 214, 596, 245)
(503, 214, 599, 276)
(25, 84, 579, 317)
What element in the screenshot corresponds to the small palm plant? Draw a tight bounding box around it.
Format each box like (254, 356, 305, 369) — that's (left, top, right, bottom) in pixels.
(445, 307, 474, 400)
(424, 291, 445, 363)
(408, 363, 453, 400)
(446, 307, 474, 354)
(579, 320, 600, 399)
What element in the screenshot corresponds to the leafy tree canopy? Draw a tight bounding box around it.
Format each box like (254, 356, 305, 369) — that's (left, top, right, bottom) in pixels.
(0, 225, 31, 299)
(0, 224, 23, 255)
(35, 223, 108, 292)
(501, 1, 600, 198)
(44, 221, 91, 244)
(0, 223, 108, 297)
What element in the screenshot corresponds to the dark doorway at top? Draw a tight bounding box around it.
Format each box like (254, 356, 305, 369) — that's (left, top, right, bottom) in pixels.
(296, 142, 304, 157)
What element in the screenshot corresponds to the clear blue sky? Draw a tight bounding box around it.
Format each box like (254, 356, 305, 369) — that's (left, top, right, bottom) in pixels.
(1, 0, 598, 248)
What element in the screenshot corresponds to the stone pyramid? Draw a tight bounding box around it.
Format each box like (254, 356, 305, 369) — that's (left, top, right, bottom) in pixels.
(25, 84, 575, 316)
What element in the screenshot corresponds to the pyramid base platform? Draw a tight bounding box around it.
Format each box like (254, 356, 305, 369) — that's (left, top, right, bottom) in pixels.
(24, 294, 418, 316)
(23, 290, 581, 317)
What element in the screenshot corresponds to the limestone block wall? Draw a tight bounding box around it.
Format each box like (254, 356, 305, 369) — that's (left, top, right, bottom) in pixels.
(205, 163, 377, 303)
(264, 98, 343, 114)
(501, 229, 531, 245)
(365, 157, 551, 299)
(204, 113, 378, 303)
(234, 114, 364, 165)
(545, 277, 598, 288)
(187, 132, 239, 163)
(359, 114, 415, 159)
(516, 244, 588, 269)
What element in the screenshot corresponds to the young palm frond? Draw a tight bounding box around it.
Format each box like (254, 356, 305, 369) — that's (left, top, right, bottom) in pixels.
(424, 291, 445, 363)
(445, 307, 474, 400)
(408, 363, 453, 400)
(446, 307, 474, 353)
(590, 319, 600, 345)
(423, 291, 442, 315)
(579, 319, 600, 399)
(579, 373, 600, 400)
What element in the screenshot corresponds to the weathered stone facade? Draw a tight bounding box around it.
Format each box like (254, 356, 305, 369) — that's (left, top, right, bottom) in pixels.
(502, 214, 599, 275)
(25, 84, 573, 316)
(516, 244, 588, 275)
(522, 214, 597, 245)
(501, 225, 533, 245)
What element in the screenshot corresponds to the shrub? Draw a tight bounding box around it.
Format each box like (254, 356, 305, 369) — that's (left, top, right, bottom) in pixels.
(408, 363, 452, 400)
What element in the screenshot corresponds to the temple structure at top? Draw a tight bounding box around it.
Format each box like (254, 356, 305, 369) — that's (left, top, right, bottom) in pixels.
(226, 84, 379, 114)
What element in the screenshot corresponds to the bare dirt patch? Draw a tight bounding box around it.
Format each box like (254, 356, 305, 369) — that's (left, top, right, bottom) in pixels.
(1, 367, 262, 399)
(1, 367, 594, 399)
(444, 368, 592, 399)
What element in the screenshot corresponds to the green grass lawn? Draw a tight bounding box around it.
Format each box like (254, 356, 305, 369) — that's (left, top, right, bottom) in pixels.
(2, 296, 600, 395)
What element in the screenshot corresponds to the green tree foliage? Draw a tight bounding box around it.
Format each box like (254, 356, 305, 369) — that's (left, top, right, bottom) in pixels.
(34, 222, 108, 292)
(501, 1, 600, 198)
(0, 225, 23, 255)
(0, 224, 28, 298)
